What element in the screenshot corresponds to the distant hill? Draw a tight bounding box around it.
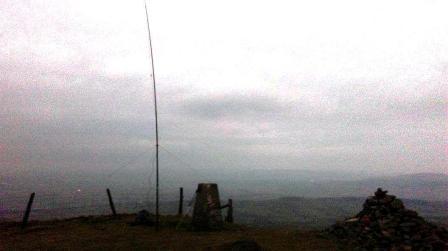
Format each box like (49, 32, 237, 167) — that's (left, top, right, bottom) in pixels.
(234, 196, 448, 229)
(313, 173, 448, 201)
(214, 172, 448, 202)
(164, 171, 448, 201)
(2, 169, 447, 220)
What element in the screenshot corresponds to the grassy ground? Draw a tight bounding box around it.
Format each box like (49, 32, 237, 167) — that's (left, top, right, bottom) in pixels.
(1, 214, 341, 250)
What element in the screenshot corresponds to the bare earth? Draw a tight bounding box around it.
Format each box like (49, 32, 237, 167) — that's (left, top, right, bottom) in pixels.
(1, 215, 341, 250)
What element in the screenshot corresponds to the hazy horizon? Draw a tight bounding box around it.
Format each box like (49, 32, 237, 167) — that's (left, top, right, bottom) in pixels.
(1, 0, 447, 193)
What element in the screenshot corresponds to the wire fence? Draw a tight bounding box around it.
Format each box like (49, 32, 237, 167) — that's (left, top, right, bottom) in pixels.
(0, 135, 233, 223)
(0, 189, 198, 223)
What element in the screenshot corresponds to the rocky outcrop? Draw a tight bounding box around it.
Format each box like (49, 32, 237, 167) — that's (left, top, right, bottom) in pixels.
(328, 188, 448, 250)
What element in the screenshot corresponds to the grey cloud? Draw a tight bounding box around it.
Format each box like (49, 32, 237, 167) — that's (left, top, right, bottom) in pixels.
(179, 94, 285, 120)
(2, 70, 445, 177)
(173, 81, 445, 129)
(154, 79, 446, 175)
(1, 0, 447, 182)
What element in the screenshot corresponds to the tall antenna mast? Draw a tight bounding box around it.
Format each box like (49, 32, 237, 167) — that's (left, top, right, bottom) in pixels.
(144, 0, 160, 230)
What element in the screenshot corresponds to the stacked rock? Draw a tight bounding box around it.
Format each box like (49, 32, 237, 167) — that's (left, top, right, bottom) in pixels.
(328, 188, 448, 250)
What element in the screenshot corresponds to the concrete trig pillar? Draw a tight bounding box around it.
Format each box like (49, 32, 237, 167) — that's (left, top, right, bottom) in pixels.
(192, 183, 223, 230)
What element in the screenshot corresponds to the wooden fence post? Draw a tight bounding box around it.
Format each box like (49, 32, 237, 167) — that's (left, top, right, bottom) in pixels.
(178, 187, 184, 216)
(21, 192, 35, 229)
(225, 199, 233, 223)
(106, 188, 117, 216)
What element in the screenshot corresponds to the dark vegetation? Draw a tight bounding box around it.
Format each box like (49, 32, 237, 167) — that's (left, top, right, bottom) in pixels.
(1, 215, 339, 250)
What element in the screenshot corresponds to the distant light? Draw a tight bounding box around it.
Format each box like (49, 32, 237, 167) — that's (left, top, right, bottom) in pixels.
(77, 189, 81, 192)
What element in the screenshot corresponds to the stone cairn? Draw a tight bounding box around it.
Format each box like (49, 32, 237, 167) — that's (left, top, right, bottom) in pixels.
(328, 188, 448, 250)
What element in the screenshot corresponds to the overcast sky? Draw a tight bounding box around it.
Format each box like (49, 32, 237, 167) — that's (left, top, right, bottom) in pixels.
(1, 0, 447, 181)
